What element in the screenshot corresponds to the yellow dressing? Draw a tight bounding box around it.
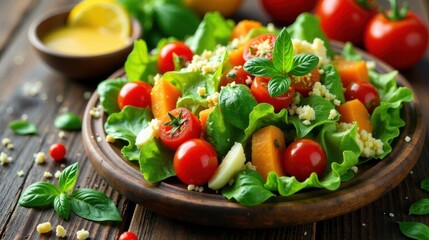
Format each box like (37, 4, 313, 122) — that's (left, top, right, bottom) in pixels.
(43, 26, 130, 56)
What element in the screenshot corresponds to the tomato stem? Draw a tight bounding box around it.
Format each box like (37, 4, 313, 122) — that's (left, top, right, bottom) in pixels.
(164, 110, 187, 136)
(356, 0, 376, 10)
(385, 0, 409, 21)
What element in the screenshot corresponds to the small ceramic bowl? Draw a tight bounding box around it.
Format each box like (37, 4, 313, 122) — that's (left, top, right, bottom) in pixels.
(28, 6, 141, 80)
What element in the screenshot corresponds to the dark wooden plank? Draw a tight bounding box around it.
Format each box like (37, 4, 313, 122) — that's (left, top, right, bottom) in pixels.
(0, 0, 34, 53)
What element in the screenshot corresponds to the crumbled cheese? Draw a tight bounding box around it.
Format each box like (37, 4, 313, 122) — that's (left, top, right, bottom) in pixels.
(366, 61, 376, 70)
(56, 225, 67, 238)
(309, 82, 339, 105)
(389, 213, 395, 218)
(34, 152, 46, 164)
(0, 152, 11, 165)
(296, 105, 315, 125)
(56, 95, 64, 103)
(136, 118, 161, 148)
(7, 143, 14, 150)
(76, 229, 89, 240)
(292, 38, 329, 67)
(328, 109, 338, 120)
(404, 136, 411, 143)
(207, 92, 220, 107)
(245, 76, 253, 85)
(197, 87, 207, 97)
(54, 170, 62, 179)
(105, 134, 116, 143)
(83, 91, 92, 100)
(36, 222, 52, 234)
(351, 166, 358, 174)
(58, 131, 66, 139)
(60, 163, 66, 168)
(254, 39, 273, 58)
(43, 171, 53, 179)
(17, 170, 24, 177)
(337, 123, 384, 158)
(2, 138, 11, 146)
(23, 81, 43, 97)
(89, 105, 103, 119)
(187, 184, 204, 192)
(245, 161, 256, 171)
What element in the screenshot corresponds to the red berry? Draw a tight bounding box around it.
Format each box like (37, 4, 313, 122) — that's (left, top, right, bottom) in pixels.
(49, 143, 66, 161)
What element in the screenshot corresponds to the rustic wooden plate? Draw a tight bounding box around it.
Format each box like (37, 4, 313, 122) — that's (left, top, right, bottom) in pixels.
(82, 43, 425, 228)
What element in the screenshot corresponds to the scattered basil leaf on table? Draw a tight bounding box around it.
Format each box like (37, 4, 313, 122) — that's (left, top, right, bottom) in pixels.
(54, 112, 82, 130)
(9, 120, 38, 135)
(409, 198, 429, 215)
(421, 178, 429, 192)
(398, 222, 429, 240)
(18, 163, 122, 222)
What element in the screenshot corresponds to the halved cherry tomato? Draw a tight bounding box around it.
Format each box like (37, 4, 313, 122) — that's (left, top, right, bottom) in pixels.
(364, 11, 429, 70)
(261, 0, 318, 25)
(251, 76, 295, 112)
(158, 42, 194, 74)
(315, 0, 377, 45)
(49, 143, 66, 161)
(173, 139, 218, 186)
(159, 107, 202, 150)
(117, 82, 152, 110)
(290, 68, 320, 96)
(283, 138, 327, 182)
(344, 81, 380, 114)
(118, 231, 138, 240)
(219, 66, 253, 89)
(243, 34, 277, 61)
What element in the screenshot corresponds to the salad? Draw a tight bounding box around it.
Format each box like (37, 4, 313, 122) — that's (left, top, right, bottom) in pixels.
(96, 12, 413, 206)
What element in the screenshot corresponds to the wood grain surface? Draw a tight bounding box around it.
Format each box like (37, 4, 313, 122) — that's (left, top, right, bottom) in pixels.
(0, 0, 428, 239)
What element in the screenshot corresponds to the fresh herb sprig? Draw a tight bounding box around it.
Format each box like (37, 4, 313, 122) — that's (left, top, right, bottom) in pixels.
(244, 27, 319, 97)
(18, 163, 122, 222)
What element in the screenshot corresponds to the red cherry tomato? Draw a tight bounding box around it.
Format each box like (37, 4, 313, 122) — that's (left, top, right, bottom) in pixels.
(290, 68, 320, 97)
(219, 66, 253, 89)
(260, 0, 318, 25)
(315, 0, 377, 45)
(159, 107, 202, 150)
(173, 139, 218, 186)
(158, 42, 194, 73)
(118, 231, 138, 240)
(344, 81, 380, 114)
(283, 139, 327, 182)
(117, 82, 152, 110)
(251, 76, 295, 112)
(243, 34, 277, 61)
(364, 11, 429, 70)
(49, 143, 66, 161)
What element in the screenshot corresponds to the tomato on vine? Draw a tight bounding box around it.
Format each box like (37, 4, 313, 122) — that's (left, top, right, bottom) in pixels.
(117, 82, 152, 110)
(344, 81, 380, 113)
(158, 42, 194, 73)
(316, 0, 377, 45)
(364, 0, 429, 69)
(159, 107, 202, 150)
(173, 139, 218, 186)
(283, 139, 327, 182)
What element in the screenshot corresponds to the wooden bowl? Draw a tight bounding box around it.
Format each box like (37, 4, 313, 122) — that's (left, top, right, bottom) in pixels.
(28, 6, 141, 80)
(82, 43, 425, 228)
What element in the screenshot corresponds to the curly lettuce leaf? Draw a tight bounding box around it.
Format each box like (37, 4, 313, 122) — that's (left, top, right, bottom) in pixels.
(124, 40, 158, 83)
(104, 106, 153, 161)
(97, 78, 128, 115)
(289, 95, 338, 137)
(139, 138, 175, 183)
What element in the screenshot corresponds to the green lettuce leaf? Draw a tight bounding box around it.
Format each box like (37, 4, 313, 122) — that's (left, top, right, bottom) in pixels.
(320, 64, 345, 104)
(104, 106, 153, 161)
(139, 138, 175, 183)
(97, 78, 128, 115)
(124, 40, 158, 83)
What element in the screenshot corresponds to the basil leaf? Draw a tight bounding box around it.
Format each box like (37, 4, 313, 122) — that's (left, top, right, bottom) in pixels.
(273, 27, 294, 73)
(289, 54, 319, 76)
(243, 57, 277, 77)
(70, 189, 122, 222)
(421, 178, 429, 192)
(54, 112, 82, 130)
(18, 182, 60, 207)
(9, 120, 38, 135)
(399, 222, 429, 240)
(54, 193, 71, 220)
(268, 75, 291, 97)
(410, 199, 429, 215)
(58, 162, 78, 193)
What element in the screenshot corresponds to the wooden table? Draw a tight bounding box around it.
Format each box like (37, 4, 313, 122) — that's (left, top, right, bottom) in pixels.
(1, 0, 428, 239)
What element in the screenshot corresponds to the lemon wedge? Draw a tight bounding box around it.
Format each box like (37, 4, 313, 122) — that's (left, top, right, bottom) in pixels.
(68, 0, 131, 37)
